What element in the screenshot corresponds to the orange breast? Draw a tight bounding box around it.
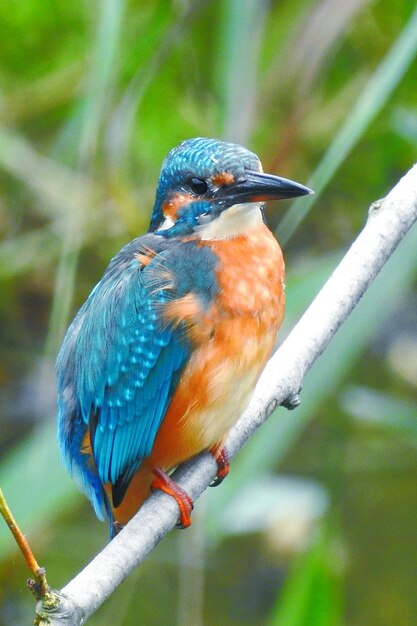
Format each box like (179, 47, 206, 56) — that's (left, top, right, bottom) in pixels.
(149, 223, 285, 467)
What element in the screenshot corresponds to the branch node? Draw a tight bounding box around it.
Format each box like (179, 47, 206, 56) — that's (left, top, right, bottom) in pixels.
(281, 390, 301, 410)
(34, 590, 79, 626)
(368, 198, 384, 215)
(27, 566, 50, 601)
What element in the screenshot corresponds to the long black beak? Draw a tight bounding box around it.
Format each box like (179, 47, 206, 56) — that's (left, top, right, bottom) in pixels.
(218, 170, 313, 204)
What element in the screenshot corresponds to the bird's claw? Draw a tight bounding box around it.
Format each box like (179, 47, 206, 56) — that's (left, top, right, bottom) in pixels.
(209, 445, 230, 487)
(151, 468, 193, 528)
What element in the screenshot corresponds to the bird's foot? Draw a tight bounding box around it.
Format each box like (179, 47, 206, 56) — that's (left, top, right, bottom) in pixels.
(209, 445, 230, 487)
(151, 468, 193, 528)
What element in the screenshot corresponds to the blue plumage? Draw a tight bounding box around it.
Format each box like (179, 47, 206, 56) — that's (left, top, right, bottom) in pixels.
(57, 231, 218, 518)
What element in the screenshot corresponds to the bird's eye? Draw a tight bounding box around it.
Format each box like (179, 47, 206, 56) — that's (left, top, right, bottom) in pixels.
(188, 177, 208, 195)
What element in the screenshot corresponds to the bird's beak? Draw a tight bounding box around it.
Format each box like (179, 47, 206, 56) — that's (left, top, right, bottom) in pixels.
(218, 170, 313, 204)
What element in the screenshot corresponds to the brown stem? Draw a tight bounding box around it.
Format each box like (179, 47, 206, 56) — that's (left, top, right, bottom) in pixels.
(0, 487, 49, 599)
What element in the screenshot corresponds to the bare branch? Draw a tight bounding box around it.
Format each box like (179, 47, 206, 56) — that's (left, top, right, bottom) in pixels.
(35, 165, 417, 625)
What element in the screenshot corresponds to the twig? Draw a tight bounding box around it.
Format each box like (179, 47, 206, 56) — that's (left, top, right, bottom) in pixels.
(34, 164, 417, 625)
(0, 488, 51, 602)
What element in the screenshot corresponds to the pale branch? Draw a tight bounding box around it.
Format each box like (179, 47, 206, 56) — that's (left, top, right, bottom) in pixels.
(35, 165, 417, 626)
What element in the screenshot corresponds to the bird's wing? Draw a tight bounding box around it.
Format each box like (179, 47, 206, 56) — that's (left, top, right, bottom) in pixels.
(57, 236, 195, 511)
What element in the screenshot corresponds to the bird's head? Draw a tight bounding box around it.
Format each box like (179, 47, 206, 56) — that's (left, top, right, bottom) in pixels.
(149, 137, 312, 239)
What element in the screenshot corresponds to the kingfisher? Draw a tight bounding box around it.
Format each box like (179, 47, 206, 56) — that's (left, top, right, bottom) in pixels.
(57, 137, 312, 535)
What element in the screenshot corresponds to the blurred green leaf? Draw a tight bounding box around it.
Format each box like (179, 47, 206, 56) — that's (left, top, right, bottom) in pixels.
(45, 0, 126, 356)
(216, 0, 267, 144)
(0, 421, 80, 558)
(278, 2, 417, 243)
(341, 385, 417, 434)
(269, 526, 344, 626)
(392, 107, 417, 146)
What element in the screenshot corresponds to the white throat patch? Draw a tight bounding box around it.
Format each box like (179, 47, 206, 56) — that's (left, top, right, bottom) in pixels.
(198, 202, 264, 240)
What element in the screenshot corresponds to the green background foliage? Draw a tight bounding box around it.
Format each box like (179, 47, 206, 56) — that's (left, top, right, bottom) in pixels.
(0, 1, 416, 624)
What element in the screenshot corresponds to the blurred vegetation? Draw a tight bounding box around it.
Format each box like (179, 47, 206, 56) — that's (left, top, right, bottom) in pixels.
(0, 0, 417, 625)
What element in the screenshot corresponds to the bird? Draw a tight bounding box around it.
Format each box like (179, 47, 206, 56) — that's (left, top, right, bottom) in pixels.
(57, 137, 312, 536)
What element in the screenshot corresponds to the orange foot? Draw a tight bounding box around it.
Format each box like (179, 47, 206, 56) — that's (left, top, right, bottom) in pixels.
(209, 445, 230, 487)
(151, 468, 194, 528)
